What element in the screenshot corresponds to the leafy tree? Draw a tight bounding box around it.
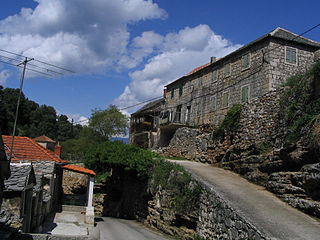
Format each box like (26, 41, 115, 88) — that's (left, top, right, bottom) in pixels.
(0, 87, 8, 134)
(28, 105, 58, 139)
(89, 105, 128, 140)
(84, 140, 158, 177)
(0, 86, 82, 142)
(0, 87, 38, 134)
(57, 115, 74, 141)
(61, 126, 104, 162)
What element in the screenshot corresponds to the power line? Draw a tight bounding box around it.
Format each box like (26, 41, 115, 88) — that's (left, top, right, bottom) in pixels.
(71, 96, 164, 124)
(33, 59, 75, 73)
(264, 23, 320, 56)
(0, 54, 64, 75)
(119, 96, 163, 111)
(0, 59, 53, 77)
(0, 48, 75, 73)
(72, 119, 89, 124)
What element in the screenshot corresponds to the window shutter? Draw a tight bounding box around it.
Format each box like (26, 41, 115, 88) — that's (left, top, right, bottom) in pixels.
(241, 86, 249, 103)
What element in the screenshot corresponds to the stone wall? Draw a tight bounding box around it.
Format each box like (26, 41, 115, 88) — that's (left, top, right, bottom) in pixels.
(145, 172, 269, 240)
(197, 186, 266, 240)
(0, 195, 22, 230)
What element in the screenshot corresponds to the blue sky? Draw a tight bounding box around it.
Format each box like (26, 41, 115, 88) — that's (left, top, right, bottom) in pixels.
(0, 0, 319, 124)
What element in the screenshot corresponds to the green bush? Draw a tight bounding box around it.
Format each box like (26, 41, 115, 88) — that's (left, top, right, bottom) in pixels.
(213, 104, 242, 138)
(151, 160, 202, 214)
(84, 141, 160, 177)
(282, 61, 320, 143)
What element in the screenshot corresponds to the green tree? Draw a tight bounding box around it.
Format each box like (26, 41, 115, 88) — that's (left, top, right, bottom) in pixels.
(89, 105, 128, 140)
(0, 87, 38, 135)
(61, 126, 104, 162)
(28, 105, 58, 139)
(84, 140, 157, 177)
(57, 115, 74, 141)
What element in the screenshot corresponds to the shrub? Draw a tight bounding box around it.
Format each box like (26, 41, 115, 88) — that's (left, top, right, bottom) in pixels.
(84, 141, 160, 177)
(281, 61, 320, 143)
(213, 104, 242, 138)
(151, 160, 202, 214)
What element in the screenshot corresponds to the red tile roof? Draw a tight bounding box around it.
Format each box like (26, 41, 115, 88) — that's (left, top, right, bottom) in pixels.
(33, 135, 56, 143)
(62, 164, 96, 176)
(185, 62, 211, 76)
(2, 136, 66, 163)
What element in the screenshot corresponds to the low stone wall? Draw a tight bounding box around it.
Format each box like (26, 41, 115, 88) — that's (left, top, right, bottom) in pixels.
(145, 174, 269, 240)
(197, 187, 266, 240)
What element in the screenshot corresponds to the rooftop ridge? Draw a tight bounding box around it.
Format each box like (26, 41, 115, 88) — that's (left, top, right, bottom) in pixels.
(3, 135, 66, 163)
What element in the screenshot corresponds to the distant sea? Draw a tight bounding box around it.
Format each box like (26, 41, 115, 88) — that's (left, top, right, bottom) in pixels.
(110, 137, 129, 144)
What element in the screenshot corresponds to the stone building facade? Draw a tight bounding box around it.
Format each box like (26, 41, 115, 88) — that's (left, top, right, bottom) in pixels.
(153, 27, 320, 147)
(130, 98, 164, 148)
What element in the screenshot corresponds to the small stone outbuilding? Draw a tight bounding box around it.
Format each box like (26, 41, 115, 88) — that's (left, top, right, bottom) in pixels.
(1, 163, 36, 232)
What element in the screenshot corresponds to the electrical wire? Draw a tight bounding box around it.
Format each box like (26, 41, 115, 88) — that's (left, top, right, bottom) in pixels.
(119, 96, 163, 111)
(0, 48, 74, 73)
(0, 59, 53, 77)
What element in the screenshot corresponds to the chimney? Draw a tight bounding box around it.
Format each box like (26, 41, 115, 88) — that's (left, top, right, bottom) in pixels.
(210, 56, 217, 63)
(54, 145, 61, 158)
(163, 88, 167, 98)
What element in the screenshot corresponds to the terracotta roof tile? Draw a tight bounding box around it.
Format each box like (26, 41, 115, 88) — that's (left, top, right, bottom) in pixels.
(2, 136, 66, 163)
(33, 135, 56, 143)
(185, 62, 211, 76)
(62, 164, 96, 176)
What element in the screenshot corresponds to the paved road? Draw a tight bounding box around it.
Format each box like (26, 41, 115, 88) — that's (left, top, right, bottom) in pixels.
(172, 160, 320, 240)
(97, 217, 172, 240)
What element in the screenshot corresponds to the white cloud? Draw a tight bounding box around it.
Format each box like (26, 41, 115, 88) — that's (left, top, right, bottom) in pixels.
(114, 25, 242, 111)
(0, 70, 11, 86)
(0, 0, 166, 73)
(67, 114, 89, 126)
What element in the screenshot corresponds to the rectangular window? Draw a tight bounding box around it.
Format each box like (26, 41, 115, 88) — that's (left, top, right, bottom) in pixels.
(211, 95, 216, 111)
(171, 88, 174, 99)
(198, 77, 203, 87)
(185, 106, 191, 123)
(242, 53, 250, 69)
(285, 47, 297, 65)
(222, 92, 229, 108)
(212, 70, 217, 82)
(241, 85, 250, 103)
(224, 63, 231, 77)
(179, 84, 183, 96)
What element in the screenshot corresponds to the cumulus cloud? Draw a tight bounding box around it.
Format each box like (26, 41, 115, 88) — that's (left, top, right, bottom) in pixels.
(66, 113, 89, 126)
(0, 0, 166, 73)
(114, 24, 242, 111)
(0, 70, 11, 86)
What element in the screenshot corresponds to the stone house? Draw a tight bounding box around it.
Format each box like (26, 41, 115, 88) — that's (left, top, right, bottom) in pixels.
(154, 27, 320, 147)
(1, 135, 96, 231)
(1, 163, 36, 232)
(130, 98, 164, 148)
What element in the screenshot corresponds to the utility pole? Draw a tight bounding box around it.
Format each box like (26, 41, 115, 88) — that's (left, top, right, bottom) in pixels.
(9, 57, 34, 161)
